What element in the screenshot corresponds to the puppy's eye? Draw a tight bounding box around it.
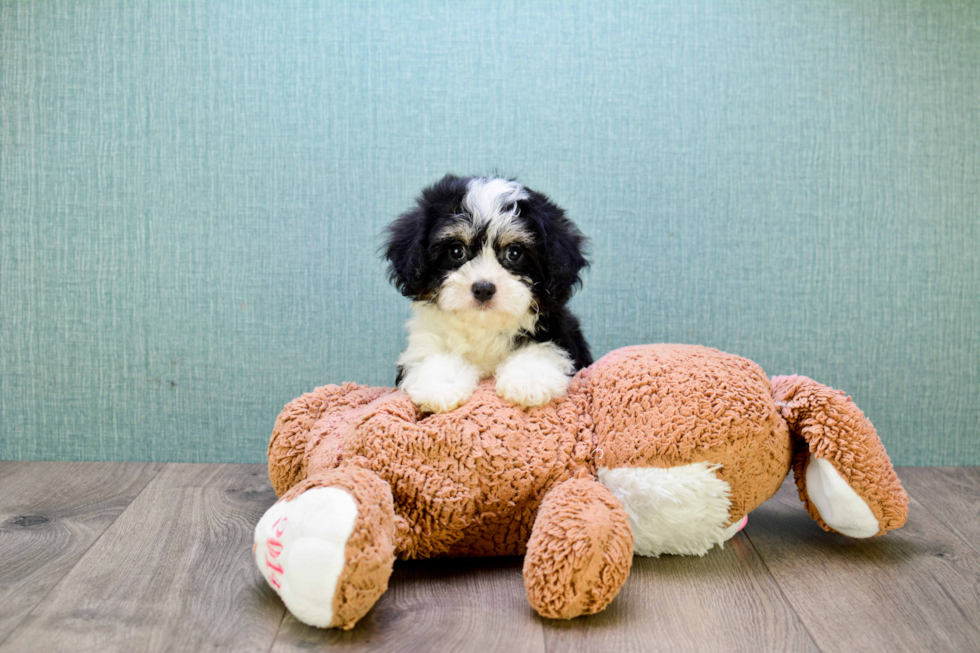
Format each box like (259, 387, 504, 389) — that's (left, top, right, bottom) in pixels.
(505, 245, 523, 263)
(448, 242, 468, 262)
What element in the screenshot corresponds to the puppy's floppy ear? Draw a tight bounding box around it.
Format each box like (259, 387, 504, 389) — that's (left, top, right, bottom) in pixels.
(383, 174, 469, 297)
(520, 191, 589, 305)
(383, 200, 430, 298)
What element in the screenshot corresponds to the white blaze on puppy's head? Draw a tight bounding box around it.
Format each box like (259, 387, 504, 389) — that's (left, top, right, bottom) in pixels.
(462, 177, 531, 242)
(433, 178, 536, 325)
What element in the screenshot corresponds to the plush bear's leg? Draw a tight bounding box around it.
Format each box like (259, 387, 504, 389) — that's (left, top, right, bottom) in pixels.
(523, 477, 633, 620)
(254, 466, 396, 630)
(771, 375, 908, 537)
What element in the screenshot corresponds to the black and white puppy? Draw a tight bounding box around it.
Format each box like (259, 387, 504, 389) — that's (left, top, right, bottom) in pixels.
(383, 174, 592, 414)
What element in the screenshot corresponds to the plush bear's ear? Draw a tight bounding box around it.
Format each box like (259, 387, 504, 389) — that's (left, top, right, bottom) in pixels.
(382, 201, 429, 298)
(520, 190, 589, 305)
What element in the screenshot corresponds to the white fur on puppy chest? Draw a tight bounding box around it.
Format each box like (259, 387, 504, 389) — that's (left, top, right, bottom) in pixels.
(598, 462, 735, 557)
(253, 487, 358, 628)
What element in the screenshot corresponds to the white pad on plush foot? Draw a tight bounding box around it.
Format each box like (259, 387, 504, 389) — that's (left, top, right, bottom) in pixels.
(254, 487, 358, 627)
(805, 458, 879, 538)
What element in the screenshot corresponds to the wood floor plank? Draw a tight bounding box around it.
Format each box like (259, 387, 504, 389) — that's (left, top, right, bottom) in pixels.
(0, 461, 162, 647)
(898, 467, 980, 555)
(0, 463, 286, 653)
(746, 477, 980, 653)
(6, 463, 977, 651)
(271, 556, 546, 653)
(541, 532, 819, 653)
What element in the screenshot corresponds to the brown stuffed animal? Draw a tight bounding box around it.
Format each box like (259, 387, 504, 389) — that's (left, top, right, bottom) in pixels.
(253, 344, 908, 629)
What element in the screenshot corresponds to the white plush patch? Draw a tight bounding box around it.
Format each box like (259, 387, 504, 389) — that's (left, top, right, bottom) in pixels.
(805, 458, 880, 538)
(398, 351, 481, 413)
(254, 487, 358, 628)
(495, 342, 574, 408)
(598, 463, 734, 556)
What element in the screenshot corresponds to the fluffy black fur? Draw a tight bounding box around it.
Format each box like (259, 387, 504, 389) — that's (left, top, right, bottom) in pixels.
(382, 174, 593, 379)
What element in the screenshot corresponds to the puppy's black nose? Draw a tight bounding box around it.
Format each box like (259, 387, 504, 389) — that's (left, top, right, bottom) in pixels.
(471, 281, 497, 303)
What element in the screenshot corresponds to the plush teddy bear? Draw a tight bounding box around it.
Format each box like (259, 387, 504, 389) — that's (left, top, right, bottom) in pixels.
(253, 344, 908, 629)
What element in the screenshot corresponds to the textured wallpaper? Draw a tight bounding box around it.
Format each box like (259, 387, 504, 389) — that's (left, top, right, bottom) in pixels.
(1, 0, 977, 465)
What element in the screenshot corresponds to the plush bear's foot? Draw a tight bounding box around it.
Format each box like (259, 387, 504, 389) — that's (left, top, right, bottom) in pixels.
(771, 375, 908, 536)
(254, 466, 396, 629)
(254, 487, 357, 626)
(524, 478, 633, 619)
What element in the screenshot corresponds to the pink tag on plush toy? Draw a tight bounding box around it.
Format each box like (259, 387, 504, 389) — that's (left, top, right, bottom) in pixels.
(264, 517, 288, 588)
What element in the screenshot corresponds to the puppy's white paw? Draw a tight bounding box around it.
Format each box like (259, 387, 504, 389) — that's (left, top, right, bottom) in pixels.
(254, 487, 358, 628)
(495, 344, 573, 409)
(400, 353, 481, 413)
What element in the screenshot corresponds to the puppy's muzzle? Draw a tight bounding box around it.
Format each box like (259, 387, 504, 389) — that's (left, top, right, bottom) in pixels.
(471, 281, 497, 303)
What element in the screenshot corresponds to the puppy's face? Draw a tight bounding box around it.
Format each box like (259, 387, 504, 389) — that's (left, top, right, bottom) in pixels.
(384, 175, 588, 328)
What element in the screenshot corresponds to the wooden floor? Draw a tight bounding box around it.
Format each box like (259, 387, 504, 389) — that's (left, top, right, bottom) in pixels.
(0, 463, 977, 652)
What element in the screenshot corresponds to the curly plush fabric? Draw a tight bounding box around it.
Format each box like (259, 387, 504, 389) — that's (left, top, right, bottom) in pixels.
(260, 343, 909, 628)
(586, 345, 792, 524)
(523, 478, 633, 619)
(269, 383, 393, 497)
(771, 375, 909, 535)
(279, 466, 397, 630)
(272, 378, 595, 559)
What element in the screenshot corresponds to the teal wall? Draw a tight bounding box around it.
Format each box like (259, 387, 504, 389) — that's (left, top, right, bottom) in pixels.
(1, 1, 977, 465)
